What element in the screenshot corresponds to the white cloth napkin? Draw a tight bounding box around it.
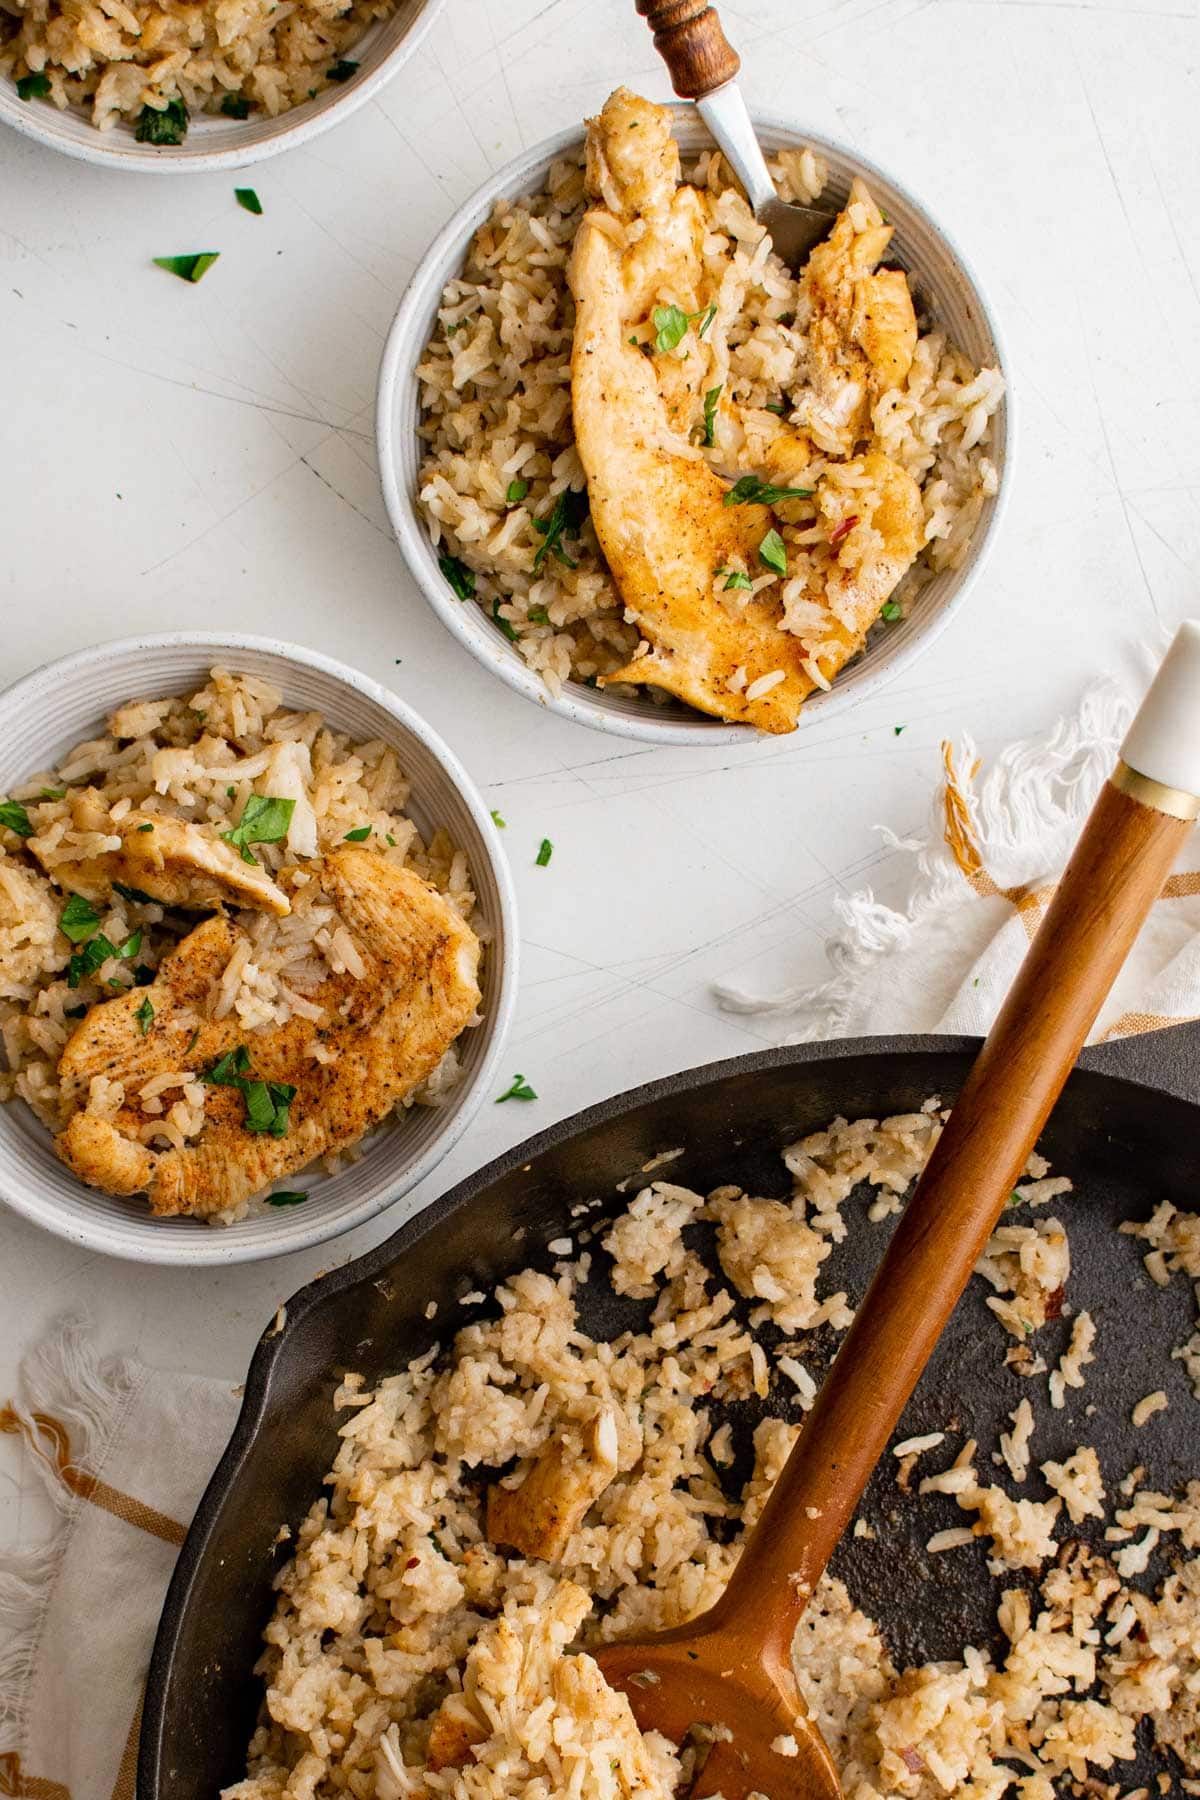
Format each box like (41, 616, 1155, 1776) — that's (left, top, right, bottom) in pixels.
(4, 680, 1200, 1800)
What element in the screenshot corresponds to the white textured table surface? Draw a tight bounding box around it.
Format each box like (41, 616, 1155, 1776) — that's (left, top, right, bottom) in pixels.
(1, 0, 1198, 1558)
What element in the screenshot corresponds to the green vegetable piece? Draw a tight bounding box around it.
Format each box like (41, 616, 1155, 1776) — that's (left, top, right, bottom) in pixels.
(60, 894, 102, 944)
(490, 810, 507, 829)
(536, 837, 553, 867)
(266, 1190, 309, 1207)
(220, 93, 252, 118)
(693, 302, 717, 338)
(505, 478, 530, 506)
(220, 794, 295, 865)
(716, 567, 753, 592)
(135, 98, 189, 144)
(652, 304, 690, 354)
(235, 187, 262, 215)
(496, 1073, 537, 1103)
(759, 529, 788, 576)
(724, 475, 814, 508)
(492, 600, 518, 642)
(39, 787, 66, 800)
(702, 384, 722, 448)
(439, 554, 475, 601)
(343, 826, 372, 842)
(66, 931, 140, 990)
(880, 600, 903, 622)
(531, 488, 588, 574)
(527, 606, 550, 625)
(204, 1045, 252, 1086)
(135, 997, 154, 1036)
(137, 822, 155, 833)
(153, 252, 219, 284)
(16, 72, 51, 100)
(327, 59, 358, 81)
(764, 401, 789, 416)
(0, 800, 33, 838)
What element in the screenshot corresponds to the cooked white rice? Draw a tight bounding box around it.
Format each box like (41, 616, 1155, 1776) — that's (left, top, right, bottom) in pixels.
(226, 1107, 1199, 1798)
(0, 667, 478, 1190)
(0, 0, 394, 133)
(416, 128, 1003, 709)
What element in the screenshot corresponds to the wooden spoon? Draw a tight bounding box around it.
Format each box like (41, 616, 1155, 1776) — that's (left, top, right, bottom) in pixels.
(596, 623, 1200, 1797)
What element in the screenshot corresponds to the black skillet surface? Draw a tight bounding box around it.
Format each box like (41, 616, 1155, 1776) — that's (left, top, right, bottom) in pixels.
(139, 1024, 1200, 1798)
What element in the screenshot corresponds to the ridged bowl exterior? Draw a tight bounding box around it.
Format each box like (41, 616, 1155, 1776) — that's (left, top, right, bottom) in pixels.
(0, 0, 441, 171)
(0, 632, 518, 1265)
(378, 109, 1013, 745)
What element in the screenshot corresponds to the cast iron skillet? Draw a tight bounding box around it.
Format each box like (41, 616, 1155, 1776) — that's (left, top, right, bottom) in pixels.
(139, 1023, 1200, 1798)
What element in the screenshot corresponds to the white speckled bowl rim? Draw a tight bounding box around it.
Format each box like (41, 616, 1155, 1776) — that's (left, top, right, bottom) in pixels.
(0, 0, 441, 172)
(0, 632, 518, 1266)
(378, 107, 1015, 746)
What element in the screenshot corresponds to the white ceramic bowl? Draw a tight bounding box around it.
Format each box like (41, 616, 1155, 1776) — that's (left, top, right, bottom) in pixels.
(0, 0, 440, 172)
(0, 632, 518, 1265)
(378, 109, 1013, 745)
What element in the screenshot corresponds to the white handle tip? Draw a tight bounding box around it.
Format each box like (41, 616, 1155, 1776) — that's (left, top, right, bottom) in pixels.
(1121, 621, 1200, 799)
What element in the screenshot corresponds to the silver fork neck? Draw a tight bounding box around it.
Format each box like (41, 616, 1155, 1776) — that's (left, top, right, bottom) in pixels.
(695, 82, 779, 216)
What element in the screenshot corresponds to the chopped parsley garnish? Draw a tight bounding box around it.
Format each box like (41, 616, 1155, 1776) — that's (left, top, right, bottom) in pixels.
(327, 58, 358, 80)
(60, 895, 102, 943)
(39, 786, 66, 800)
(385, 833, 396, 846)
(153, 252, 219, 284)
(716, 567, 753, 592)
(137, 822, 155, 833)
(0, 800, 33, 838)
(723, 475, 814, 508)
(490, 810, 507, 829)
(65, 1003, 88, 1020)
(492, 600, 518, 642)
(496, 1073, 537, 1103)
(135, 98, 189, 144)
(266, 1190, 309, 1207)
(16, 72, 51, 100)
(135, 997, 154, 1036)
(702, 384, 722, 448)
(226, 786, 236, 798)
(505, 478, 530, 506)
(184, 1026, 201, 1058)
(532, 487, 588, 574)
(439, 553, 476, 600)
(527, 606, 550, 625)
(67, 930, 141, 990)
(235, 187, 263, 215)
(758, 529, 788, 576)
(652, 301, 717, 354)
(220, 92, 252, 118)
(204, 1044, 294, 1136)
(112, 881, 157, 904)
(880, 600, 902, 622)
(535, 838, 553, 867)
(343, 826, 371, 842)
(764, 401, 789, 415)
(220, 794, 295, 865)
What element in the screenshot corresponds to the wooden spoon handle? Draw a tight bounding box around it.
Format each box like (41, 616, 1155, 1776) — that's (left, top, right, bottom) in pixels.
(714, 755, 1198, 1669)
(635, 1, 740, 98)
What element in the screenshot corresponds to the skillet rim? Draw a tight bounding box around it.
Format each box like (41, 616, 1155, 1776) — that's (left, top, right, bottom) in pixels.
(138, 1021, 1200, 1796)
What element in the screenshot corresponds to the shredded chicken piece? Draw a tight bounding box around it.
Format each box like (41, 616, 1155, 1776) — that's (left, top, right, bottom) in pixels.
(487, 1407, 620, 1561)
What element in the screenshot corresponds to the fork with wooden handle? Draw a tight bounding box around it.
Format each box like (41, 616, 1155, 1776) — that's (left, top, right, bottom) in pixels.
(596, 622, 1200, 1798)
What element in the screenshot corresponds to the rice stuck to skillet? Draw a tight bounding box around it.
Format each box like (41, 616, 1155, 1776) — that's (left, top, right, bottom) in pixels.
(227, 1107, 1200, 1799)
(0, 668, 478, 1213)
(416, 121, 1003, 704)
(0, 0, 392, 134)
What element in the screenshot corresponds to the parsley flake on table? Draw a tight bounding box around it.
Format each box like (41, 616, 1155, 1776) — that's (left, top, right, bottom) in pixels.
(153, 252, 219, 284)
(490, 810, 507, 829)
(220, 794, 295, 865)
(532, 488, 588, 574)
(343, 826, 371, 842)
(505, 478, 530, 506)
(60, 894, 102, 943)
(758, 529, 788, 576)
(702, 384, 722, 448)
(894, 725, 906, 736)
(716, 567, 753, 592)
(16, 72, 51, 101)
(135, 997, 155, 1036)
(220, 93, 253, 118)
(266, 1190, 309, 1207)
(235, 187, 263, 215)
(439, 554, 475, 600)
(0, 800, 33, 838)
(724, 475, 814, 508)
(327, 59, 358, 81)
(535, 838, 553, 867)
(496, 1073, 537, 1103)
(880, 600, 902, 621)
(135, 98, 188, 144)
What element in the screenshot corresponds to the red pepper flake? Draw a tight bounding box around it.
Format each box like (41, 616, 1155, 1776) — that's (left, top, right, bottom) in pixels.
(1044, 1285, 1066, 1321)
(405, 1556, 420, 1569)
(829, 514, 859, 547)
(900, 1748, 926, 1775)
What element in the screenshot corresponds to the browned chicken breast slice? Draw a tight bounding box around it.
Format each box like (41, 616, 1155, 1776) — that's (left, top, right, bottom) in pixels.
(794, 451, 924, 679)
(32, 799, 289, 917)
(54, 847, 481, 1218)
(799, 178, 918, 455)
(425, 1696, 486, 1772)
(487, 1408, 620, 1562)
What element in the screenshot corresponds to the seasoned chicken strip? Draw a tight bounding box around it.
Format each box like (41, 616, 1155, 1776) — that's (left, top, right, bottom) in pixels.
(487, 1407, 620, 1561)
(31, 801, 289, 917)
(54, 848, 481, 1217)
